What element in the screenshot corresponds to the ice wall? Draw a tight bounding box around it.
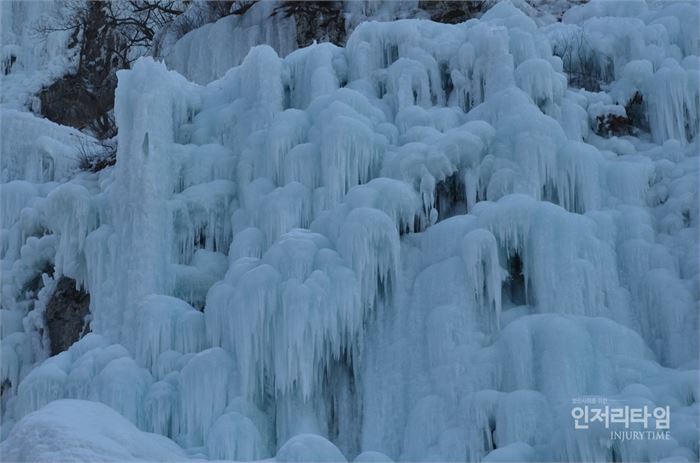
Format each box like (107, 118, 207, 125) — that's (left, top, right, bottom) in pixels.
(1, 1, 698, 462)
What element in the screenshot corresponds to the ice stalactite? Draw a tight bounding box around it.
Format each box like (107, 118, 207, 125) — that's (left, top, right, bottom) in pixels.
(178, 347, 236, 447)
(461, 229, 503, 333)
(107, 58, 201, 347)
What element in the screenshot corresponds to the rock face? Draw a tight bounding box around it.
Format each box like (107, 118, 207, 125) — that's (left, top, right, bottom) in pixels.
(44, 277, 90, 355)
(279, 1, 483, 49)
(419, 0, 484, 24)
(280, 1, 346, 48)
(39, 2, 126, 139)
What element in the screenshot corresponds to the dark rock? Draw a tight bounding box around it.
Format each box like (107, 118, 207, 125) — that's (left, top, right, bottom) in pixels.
(624, 91, 648, 133)
(274, 0, 485, 50)
(40, 74, 115, 137)
(44, 277, 91, 356)
(594, 113, 634, 137)
(22, 261, 54, 299)
(39, 2, 126, 139)
(275, 1, 346, 48)
(419, 0, 485, 24)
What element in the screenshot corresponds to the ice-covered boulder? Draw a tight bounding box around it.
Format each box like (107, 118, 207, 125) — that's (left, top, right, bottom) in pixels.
(0, 399, 187, 462)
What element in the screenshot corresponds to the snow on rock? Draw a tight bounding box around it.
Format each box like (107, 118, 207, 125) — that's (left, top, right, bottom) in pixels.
(0, 110, 93, 183)
(1, 1, 698, 462)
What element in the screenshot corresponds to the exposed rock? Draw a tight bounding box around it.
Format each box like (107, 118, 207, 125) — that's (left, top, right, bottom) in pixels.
(419, 0, 485, 24)
(594, 113, 634, 137)
(275, 0, 486, 49)
(624, 91, 649, 133)
(40, 74, 116, 138)
(22, 261, 54, 299)
(276, 1, 346, 48)
(44, 277, 91, 356)
(39, 2, 124, 139)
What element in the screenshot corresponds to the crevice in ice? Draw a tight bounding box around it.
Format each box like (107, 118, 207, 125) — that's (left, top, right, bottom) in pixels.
(1, 379, 11, 402)
(439, 61, 454, 101)
(2, 52, 17, 75)
(624, 91, 648, 133)
(503, 252, 526, 307)
(611, 445, 621, 463)
(434, 171, 468, 221)
(540, 178, 560, 208)
(322, 351, 361, 457)
(21, 260, 54, 301)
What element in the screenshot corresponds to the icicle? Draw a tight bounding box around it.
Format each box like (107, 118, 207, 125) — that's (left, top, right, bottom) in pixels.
(317, 107, 385, 206)
(178, 347, 235, 447)
(134, 295, 202, 370)
(276, 434, 347, 463)
(514, 58, 566, 114)
(143, 380, 178, 438)
(646, 61, 698, 144)
(206, 412, 268, 460)
(15, 359, 68, 419)
(93, 357, 153, 428)
(171, 179, 236, 264)
(461, 229, 503, 332)
(44, 183, 98, 284)
(338, 208, 400, 310)
(285, 43, 342, 110)
(255, 182, 313, 247)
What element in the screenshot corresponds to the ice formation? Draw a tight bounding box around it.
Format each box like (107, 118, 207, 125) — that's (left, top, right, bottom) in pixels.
(1, 1, 698, 462)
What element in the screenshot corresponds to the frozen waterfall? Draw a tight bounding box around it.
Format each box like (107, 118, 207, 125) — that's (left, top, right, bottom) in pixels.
(1, 1, 698, 462)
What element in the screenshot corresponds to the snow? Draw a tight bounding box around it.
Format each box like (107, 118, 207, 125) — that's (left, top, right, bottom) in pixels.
(1, 399, 187, 462)
(1, 0, 698, 462)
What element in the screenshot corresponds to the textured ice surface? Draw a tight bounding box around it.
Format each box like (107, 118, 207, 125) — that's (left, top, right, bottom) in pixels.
(1, 0, 698, 462)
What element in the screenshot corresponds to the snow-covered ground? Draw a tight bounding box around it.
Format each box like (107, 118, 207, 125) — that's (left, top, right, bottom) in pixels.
(1, 0, 698, 462)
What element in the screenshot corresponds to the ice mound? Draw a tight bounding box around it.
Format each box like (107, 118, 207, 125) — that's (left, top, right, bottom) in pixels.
(0, 399, 187, 462)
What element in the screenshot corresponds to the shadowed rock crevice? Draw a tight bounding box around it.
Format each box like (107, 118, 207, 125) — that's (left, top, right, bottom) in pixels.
(44, 277, 91, 356)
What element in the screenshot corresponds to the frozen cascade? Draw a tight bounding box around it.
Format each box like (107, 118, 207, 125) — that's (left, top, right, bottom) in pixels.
(1, 1, 698, 462)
